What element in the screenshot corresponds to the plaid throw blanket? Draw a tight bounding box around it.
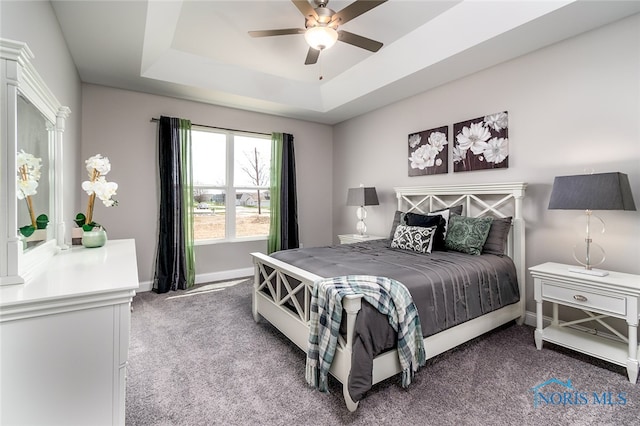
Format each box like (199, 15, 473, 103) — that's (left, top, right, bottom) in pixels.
(306, 275, 426, 393)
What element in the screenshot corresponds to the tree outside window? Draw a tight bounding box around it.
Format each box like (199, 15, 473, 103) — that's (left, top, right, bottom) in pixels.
(192, 129, 270, 242)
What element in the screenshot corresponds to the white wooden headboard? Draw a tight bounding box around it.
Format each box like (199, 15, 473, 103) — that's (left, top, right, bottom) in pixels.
(394, 182, 527, 308)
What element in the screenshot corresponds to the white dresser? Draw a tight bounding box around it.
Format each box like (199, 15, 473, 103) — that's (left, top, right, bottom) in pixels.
(0, 239, 139, 426)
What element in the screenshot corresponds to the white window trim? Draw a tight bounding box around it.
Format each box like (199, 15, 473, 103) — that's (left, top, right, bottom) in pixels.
(192, 127, 270, 245)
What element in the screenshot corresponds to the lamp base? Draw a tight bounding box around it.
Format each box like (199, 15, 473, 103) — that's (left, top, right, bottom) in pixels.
(568, 266, 609, 277)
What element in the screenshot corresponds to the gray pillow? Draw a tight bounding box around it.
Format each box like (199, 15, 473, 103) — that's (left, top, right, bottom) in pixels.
(391, 224, 437, 254)
(437, 204, 463, 216)
(483, 216, 512, 256)
(444, 215, 494, 255)
(388, 210, 405, 240)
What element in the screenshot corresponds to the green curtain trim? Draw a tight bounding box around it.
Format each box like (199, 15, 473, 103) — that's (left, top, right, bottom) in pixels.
(180, 119, 196, 288)
(268, 133, 283, 254)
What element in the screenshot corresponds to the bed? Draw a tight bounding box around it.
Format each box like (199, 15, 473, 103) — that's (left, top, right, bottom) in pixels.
(251, 182, 527, 411)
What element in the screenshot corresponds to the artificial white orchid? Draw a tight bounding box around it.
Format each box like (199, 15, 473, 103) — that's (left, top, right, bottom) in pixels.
(78, 154, 118, 230)
(17, 179, 38, 200)
(16, 150, 41, 199)
(82, 176, 118, 207)
(85, 154, 112, 176)
(16, 150, 42, 228)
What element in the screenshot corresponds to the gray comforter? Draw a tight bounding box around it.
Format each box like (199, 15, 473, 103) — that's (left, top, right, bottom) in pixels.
(270, 239, 519, 401)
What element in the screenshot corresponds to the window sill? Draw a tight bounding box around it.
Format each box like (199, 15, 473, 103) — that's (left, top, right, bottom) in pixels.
(194, 236, 268, 246)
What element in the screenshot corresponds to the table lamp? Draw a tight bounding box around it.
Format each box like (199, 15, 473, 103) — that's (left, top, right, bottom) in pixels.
(347, 185, 379, 237)
(548, 172, 636, 276)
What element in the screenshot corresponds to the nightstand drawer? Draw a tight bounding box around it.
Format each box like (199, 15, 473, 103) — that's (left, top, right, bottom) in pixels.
(541, 280, 626, 316)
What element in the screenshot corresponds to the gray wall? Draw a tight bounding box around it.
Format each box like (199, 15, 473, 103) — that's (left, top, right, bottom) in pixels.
(3, 1, 638, 319)
(1, 0, 82, 242)
(81, 85, 333, 287)
(1, 0, 333, 289)
(332, 14, 640, 319)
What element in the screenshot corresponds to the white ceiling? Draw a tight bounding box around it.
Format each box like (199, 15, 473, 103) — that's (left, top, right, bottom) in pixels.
(50, 0, 640, 125)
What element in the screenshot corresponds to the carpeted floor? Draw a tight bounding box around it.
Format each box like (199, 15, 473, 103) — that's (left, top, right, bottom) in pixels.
(126, 279, 639, 425)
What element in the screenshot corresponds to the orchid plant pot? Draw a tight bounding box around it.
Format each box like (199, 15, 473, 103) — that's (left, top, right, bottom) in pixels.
(82, 228, 107, 248)
(77, 154, 118, 248)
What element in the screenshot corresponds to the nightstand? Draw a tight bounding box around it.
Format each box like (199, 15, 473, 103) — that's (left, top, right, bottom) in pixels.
(530, 262, 640, 384)
(338, 234, 386, 244)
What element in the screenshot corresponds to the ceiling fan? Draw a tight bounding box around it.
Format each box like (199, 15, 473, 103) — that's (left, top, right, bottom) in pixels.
(249, 0, 387, 65)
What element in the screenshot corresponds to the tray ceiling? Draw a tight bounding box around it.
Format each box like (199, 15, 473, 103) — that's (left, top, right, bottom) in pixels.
(50, 0, 640, 124)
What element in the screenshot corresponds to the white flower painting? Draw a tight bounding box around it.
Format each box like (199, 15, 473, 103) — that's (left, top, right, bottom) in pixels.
(453, 111, 509, 172)
(408, 125, 448, 176)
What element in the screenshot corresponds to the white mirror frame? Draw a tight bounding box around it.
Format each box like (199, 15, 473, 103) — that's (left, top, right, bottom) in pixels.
(0, 39, 70, 285)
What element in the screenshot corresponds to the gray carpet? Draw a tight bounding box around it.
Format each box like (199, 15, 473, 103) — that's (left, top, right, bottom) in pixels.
(126, 279, 639, 425)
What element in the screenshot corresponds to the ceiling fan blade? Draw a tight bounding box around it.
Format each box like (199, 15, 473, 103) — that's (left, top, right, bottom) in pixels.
(292, 0, 318, 19)
(248, 28, 306, 38)
(331, 0, 387, 26)
(338, 30, 383, 52)
(305, 48, 321, 65)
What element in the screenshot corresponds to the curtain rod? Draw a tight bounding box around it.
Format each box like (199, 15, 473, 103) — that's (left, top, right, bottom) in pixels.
(150, 117, 270, 137)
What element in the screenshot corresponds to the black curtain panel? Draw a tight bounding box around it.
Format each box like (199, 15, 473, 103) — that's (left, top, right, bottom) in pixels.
(280, 133, 299, 250)
(154, 116, 188, 293)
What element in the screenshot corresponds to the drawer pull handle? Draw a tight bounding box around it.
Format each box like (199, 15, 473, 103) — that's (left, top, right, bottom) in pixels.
(573, 294, 588, 302)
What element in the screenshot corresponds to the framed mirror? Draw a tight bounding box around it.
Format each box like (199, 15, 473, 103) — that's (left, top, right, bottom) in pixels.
(1, 38, 70, 285)
(17, 93, 52, 251)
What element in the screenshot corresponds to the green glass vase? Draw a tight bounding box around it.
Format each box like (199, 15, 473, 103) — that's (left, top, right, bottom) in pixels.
(82, 229, 107, 248)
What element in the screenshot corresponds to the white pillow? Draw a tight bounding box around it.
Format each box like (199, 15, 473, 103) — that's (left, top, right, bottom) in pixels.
(428, 209, 451, 237)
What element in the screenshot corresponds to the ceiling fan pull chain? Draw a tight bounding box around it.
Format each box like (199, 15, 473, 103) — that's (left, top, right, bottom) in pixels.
(319, 54, 323, 80)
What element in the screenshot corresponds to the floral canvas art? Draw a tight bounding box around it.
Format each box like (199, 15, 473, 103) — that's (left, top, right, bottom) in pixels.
(408, 125, 448, 176)
(453, 111, 509, 172)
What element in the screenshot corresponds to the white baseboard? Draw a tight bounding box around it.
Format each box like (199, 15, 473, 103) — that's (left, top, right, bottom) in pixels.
(523, 310, 537, 328)
(137, 267, 254, 293)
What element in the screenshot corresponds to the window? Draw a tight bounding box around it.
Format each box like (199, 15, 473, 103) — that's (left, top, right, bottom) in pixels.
(191, 128, 271, 243)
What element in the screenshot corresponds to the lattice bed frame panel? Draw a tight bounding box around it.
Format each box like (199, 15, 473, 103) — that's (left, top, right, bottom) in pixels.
(255, 262, 312, 322)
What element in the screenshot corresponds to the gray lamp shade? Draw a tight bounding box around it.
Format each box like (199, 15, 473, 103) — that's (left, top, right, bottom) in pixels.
(347, 187, 379, 206)
(548, 172, 636, 211)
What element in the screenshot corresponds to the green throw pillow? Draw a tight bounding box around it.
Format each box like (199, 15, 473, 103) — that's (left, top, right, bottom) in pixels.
(444, 215, 494, 255)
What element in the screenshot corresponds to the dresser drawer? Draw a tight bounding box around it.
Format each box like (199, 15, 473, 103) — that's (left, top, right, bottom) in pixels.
(541, 280, 626, 316)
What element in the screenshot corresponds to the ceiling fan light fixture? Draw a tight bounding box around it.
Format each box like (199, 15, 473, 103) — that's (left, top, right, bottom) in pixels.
(304, 26, 338, 50)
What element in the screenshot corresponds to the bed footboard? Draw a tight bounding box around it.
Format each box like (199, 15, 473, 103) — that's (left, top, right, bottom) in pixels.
(252, 252, 362, 411)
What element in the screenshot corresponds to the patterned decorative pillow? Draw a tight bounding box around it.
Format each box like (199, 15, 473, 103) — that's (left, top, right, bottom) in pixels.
(391, 224, 437, 254)
(444, 215, 494, 255)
